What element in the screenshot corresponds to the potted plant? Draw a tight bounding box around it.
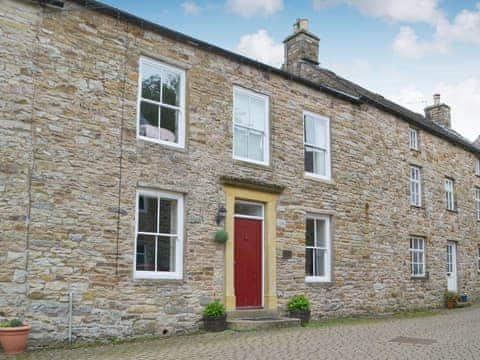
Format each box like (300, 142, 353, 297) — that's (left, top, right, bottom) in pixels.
(203, 300, 227, 332)
(214, 230, 228, 244)
(445, 291, 458, 310)
(0, 319, 31, 355)
(286, 295, 311, 325)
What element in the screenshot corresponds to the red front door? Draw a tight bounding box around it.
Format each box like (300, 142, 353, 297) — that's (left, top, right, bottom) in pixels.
(234, 217, 262, 308)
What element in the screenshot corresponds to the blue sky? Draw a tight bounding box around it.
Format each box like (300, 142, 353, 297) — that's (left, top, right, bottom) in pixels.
(103, 0, 480, 140)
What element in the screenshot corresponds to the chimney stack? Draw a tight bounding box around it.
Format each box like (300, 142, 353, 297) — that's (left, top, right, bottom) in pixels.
(282, 18, 320, 76)
(424, 94, 451, 128)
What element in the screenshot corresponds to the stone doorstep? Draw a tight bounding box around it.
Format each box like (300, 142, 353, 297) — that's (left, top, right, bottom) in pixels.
(227, 317, 301, 331)
(456, 301, 471, 309)
(227, 309, 301, 331)
(227, 309, 279, 320)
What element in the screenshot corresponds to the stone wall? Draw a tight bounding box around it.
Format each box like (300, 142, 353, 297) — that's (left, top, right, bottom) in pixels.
(1, 0, 480, 348)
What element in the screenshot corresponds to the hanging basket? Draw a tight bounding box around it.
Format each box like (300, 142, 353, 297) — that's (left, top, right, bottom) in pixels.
(214, 230, 228, 244)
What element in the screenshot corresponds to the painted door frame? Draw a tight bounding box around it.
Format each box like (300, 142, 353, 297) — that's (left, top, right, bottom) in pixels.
(446, 241, 458, 292)
(234, 200, 265, 308)
(223, 185, 279, 312)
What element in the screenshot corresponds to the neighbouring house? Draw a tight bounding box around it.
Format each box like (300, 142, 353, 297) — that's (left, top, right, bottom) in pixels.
(1, 0, 480, 347)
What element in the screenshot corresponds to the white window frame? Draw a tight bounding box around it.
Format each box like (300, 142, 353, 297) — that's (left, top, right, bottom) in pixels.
(445, 178, 455, 211)
(305, 214, 331, 283)
(409, 128, 419, 151)
(303, 111, 331, 181)
(410, 236, 426, 277)
(476, 159, 480, 177)
(475, 187, 480, 221)
(134, 189, 184, 280)
(477, 245, 480, 272)
(232, 86, 270, 166)
(136, 57, 186, 149)
(410, 165, 422, 207)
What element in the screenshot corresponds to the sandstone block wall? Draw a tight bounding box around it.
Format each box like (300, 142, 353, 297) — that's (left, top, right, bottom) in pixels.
(1, 0, 479, 347)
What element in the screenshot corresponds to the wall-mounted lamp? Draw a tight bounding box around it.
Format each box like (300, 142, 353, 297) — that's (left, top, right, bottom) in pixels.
(215, 205, 227, 226)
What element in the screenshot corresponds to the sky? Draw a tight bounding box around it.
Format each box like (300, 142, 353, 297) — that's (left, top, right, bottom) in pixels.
(101, 0, 480, 141)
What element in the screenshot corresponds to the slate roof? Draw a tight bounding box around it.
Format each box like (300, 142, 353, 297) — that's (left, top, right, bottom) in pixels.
(62, 0, 479, 155)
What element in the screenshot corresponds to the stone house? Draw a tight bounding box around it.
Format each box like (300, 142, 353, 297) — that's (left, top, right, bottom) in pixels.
(1, 0, 480, 347)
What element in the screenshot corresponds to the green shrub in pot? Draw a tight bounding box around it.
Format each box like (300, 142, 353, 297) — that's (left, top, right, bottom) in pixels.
(203, 301, 227, 332)
(286, 295, 311, 325)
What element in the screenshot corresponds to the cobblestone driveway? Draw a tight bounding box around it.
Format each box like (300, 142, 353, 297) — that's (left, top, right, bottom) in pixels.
(14, 306, 480, 360)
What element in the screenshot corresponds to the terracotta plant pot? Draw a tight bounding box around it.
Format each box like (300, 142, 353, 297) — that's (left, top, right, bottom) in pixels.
(0, 325, 31, 355)
(447, 300, 456, 310)
(203, 315, 227, 332)
(289, 310, 311, 325)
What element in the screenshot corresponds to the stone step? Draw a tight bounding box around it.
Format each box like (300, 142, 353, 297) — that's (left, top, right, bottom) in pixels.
(227, 316, 301, 331)
(227, 309, 279, 320)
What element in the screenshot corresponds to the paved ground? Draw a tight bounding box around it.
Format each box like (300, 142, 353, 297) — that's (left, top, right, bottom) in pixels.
(12, 306, 480, 359)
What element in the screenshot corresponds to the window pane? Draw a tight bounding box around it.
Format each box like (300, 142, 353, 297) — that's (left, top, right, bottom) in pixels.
(305, 147, 326, 175)
(234, 92, 250, 127)
(305, 219, 314, 247)
(136, 235, 155, 271)
(234, 126, 248, 158)
(248, 131, 264, 162)
(160, 107, 178, 143)
(162, 70, 180, 106)
(305, 248, 313, 276)
(157, 236, 176, 272)
(235, 202, 263, 217)
(316, 219, 326, 247)
(305, 115, 326, 148)
(138, 195, 158, 233)
(315, 249, 325, 277)
(418, 263, 424, 275)
(141, 64, 161, 101)
(159, 199, 177, 234)
(139, 101, 159, 139)
(250, 96, 266, 131)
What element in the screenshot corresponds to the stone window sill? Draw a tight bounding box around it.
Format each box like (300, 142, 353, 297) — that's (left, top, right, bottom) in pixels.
(133, 279, 184, 286)
(304, 174, 336, 186)
(137, 136, 187, 153)
(233, 159, 273, 172)
(446, 208, 458, 214)
(411, 273, 429, 280)
(410, 205, 425, 210)
(305, 281, 334, 287)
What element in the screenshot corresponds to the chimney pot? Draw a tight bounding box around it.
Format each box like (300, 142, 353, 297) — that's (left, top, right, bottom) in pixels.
(294, 18, 309, 32)
(433, 93, 441, 106)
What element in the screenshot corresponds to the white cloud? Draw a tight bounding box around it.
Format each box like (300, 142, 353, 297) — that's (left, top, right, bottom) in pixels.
(392, 4, 480, 59)
(312, 0, 442, 24)
(392, 26, 447, 59)
(227, 0, 283, 18)
(392, 27, 426, 59)
(182, 2, 201, 15)
(390, 79, 480, 141)
(234, 29, 283, 67)
(313, 0, 480, 59)
(436, 5, 480, 45)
